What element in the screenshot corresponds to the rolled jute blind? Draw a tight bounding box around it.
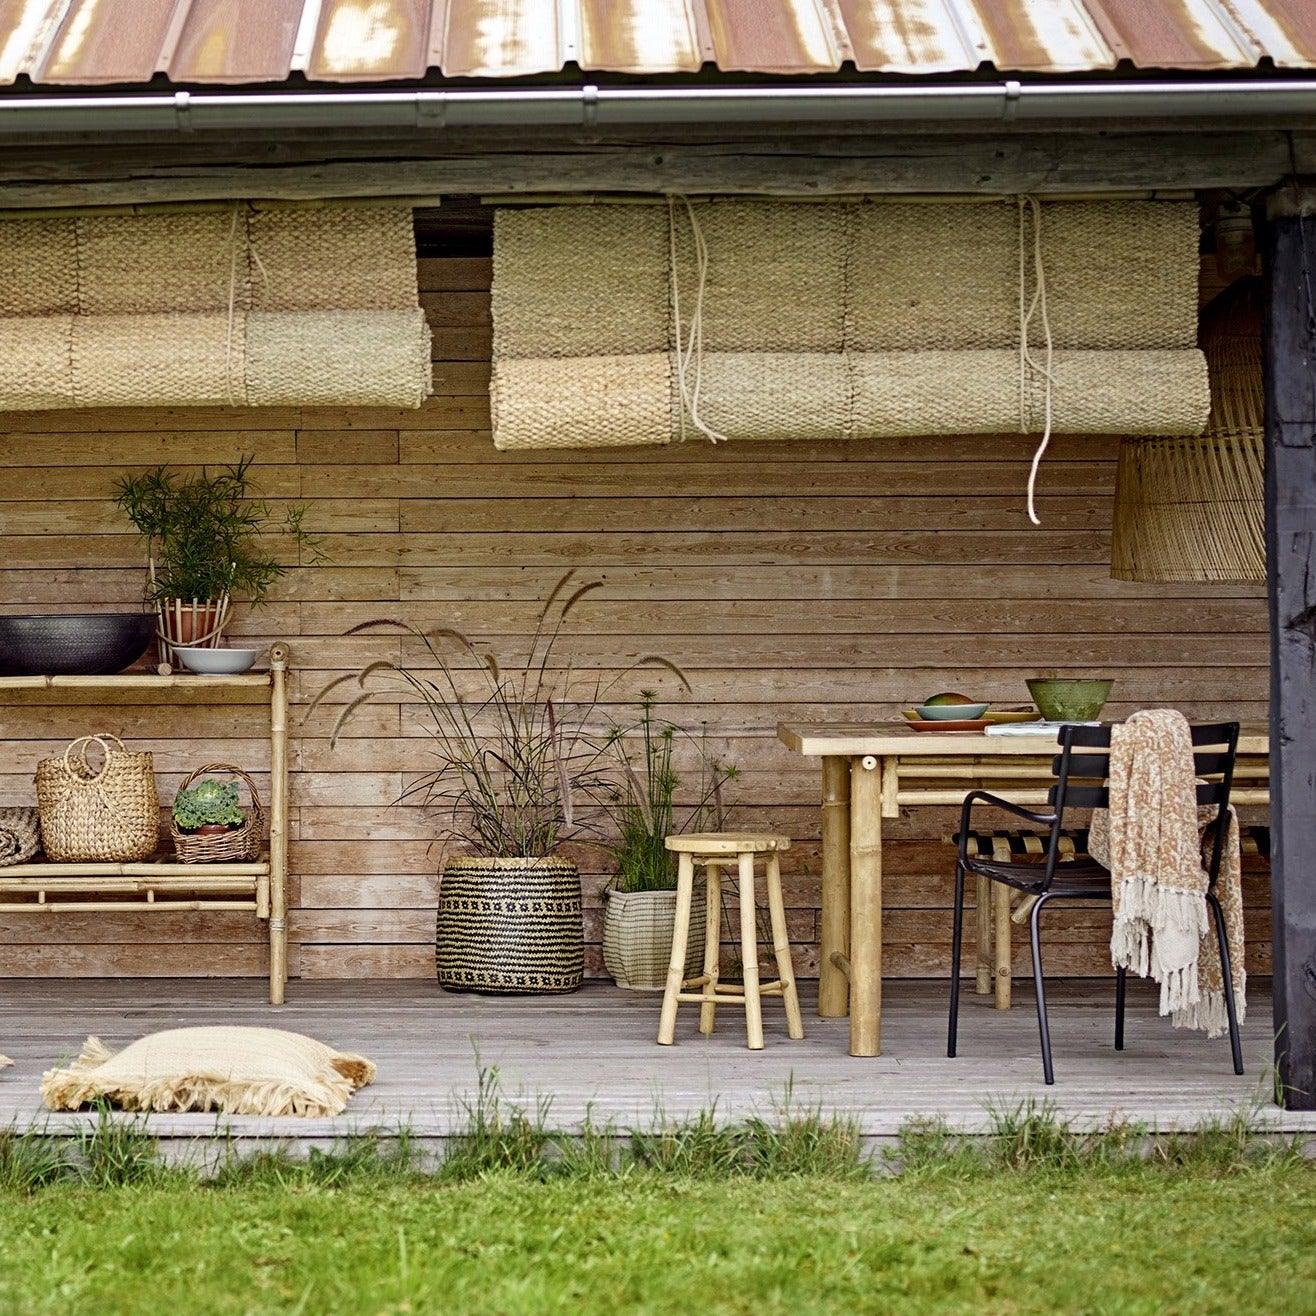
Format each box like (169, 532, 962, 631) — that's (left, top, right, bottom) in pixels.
(1110, 276, 1265, 583)
(490, 199, 1209, 451)
(0, 203, 432, 411)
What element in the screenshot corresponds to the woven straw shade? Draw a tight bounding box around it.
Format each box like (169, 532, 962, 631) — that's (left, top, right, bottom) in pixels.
(1111, 277, 1265, 583)
(491, 199, 1209, 451)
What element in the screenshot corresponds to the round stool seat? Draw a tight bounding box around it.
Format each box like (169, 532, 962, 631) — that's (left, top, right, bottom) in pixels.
(665, 832, 791, 855)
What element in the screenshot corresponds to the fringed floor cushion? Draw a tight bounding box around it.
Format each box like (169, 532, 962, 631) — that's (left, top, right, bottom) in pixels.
(41, 1027, 375, 1117)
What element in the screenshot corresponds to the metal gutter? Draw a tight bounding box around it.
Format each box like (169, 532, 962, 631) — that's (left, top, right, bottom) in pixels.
(1, 80, 1315, 133)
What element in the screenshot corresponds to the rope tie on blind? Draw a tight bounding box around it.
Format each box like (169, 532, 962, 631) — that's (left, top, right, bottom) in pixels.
(1017, 195, 1056, 526)
(222, 203, 271, 407)
(667, 195, 728, 444)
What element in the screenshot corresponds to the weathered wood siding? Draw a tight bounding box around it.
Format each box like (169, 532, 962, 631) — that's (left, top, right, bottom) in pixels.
(0, 251, 1272, 981)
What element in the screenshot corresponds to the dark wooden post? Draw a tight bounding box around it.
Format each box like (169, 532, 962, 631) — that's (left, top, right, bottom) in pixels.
(1264, 187, 1316, 1109)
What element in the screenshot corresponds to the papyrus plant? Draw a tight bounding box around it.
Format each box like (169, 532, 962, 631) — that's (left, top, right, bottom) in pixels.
(310, 574, 691, 859)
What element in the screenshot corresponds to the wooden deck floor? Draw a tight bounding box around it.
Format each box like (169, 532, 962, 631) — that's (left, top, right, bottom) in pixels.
(1, 979, 1310, 1148)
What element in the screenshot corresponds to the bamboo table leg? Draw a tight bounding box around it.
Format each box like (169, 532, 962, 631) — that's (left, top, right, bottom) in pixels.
(994, 881, 1013, 1010)
(268, 642, 289, 1007)
(848, 755, 884, 1057)
(975, 874, 993, 995)
(818, 756, 851, 1018)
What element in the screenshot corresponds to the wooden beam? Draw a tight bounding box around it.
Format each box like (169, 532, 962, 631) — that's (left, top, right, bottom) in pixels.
(0, 129, 1308, 207)
(1264, 184, 1316, 1110)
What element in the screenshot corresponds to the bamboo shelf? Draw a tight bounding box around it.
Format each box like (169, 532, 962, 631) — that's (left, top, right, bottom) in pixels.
(0, 642, 290, 1003)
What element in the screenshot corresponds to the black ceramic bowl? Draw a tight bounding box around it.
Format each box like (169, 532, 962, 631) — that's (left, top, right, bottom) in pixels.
(0, 613, 155, 677)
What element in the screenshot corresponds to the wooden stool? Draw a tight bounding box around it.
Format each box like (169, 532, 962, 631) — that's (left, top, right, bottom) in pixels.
(656, 833, 805, 1050)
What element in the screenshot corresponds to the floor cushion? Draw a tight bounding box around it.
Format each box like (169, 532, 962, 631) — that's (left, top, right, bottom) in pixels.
(41, 1027, 374, 1117)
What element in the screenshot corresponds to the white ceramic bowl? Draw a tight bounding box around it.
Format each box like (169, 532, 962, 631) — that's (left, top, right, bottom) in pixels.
(174, 646, 260, 675)
(916, 702, 989, 721)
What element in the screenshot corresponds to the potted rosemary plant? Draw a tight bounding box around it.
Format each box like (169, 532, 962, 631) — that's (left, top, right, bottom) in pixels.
(599, 694, 736, 991)
(312, 574, 683, 995)
(113, 456, 321, 659)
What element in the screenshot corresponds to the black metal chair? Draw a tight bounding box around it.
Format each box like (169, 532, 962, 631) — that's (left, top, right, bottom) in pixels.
(947, 721, 1244, 1085)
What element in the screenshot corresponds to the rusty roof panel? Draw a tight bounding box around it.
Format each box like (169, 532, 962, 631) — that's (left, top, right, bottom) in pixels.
(169, 0, 305, 83)
(702, 0, 841, 72)
(40, 0, 179, 84)
(971, 0, 1114, 72)
(578, 0, 702, 73)
(0, 0, 1314, 87)
(309, 0, 434, 80)
(441, 0, 561, 78)
(1092, 0, 1256, 68)
(838, 0, 986, 74)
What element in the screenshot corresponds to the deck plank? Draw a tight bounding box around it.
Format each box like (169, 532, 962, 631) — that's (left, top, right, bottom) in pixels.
(0, 979, 1308, 1142)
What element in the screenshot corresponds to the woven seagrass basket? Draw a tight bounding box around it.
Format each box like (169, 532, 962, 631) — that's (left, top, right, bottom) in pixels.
(436, 856, 583, 995)
(35, 734, 158, 862)
(602, 886, 707, 992)
(170, 764, 265, 864)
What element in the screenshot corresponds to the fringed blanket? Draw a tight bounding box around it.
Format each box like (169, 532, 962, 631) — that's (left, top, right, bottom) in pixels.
(1088, 709, 1245, 1038)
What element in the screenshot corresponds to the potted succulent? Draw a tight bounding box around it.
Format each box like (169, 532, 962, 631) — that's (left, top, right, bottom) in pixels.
(113, 456, 322, 661)
(312, 573, 684, 995)
(599, 694, 737, 991)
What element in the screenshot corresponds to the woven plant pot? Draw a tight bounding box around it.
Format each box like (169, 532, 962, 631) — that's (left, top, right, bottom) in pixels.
(35, 734, 158, 862)
(602, 886, 707, 992)
(436, 856, 583, 995)
(170, 764, 265, 864)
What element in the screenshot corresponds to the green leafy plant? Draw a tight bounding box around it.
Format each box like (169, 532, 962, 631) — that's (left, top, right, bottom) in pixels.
(113, 456, 322, 605)
(310, 574, 691, 859)
(599, 693, 737, 893)
(172, 779, 245, 832)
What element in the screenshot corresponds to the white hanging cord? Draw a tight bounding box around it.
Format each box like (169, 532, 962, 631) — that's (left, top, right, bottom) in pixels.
(667, 195, 729, 444)
(1017, 195, 1056, 526)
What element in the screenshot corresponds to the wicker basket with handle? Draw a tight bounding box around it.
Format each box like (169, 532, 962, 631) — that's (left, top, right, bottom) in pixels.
(35, 734, 158, 862)
(170, 764, 265, 864)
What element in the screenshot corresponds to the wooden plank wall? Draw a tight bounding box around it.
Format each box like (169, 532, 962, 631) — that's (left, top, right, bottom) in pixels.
(0, 241, 1272, 982)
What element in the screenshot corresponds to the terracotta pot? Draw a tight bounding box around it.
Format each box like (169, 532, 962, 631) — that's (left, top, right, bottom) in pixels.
(159, 600, 227, 648)
(194, 823, 238, 837)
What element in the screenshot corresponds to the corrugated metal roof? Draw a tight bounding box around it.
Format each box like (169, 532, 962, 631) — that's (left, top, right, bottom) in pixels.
(0, 0, 1313, 87)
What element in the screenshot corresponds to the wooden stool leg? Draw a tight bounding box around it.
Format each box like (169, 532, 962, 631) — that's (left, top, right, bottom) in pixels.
(737, 850, 764, 1050)
(700, 861, 722, 1035)
(657, 852, 695, 1046)
(765, 851, 804, 1040)
(975, 872, 992, 994)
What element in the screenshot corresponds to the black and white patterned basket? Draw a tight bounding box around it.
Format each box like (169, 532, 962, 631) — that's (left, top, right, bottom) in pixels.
(437, 856, 584, 995)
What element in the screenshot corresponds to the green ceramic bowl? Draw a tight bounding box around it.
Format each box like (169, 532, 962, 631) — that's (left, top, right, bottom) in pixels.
(1025, 678, 1112, 723)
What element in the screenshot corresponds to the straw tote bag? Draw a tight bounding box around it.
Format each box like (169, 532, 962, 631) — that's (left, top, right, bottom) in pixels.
(35, 734, 159, 862)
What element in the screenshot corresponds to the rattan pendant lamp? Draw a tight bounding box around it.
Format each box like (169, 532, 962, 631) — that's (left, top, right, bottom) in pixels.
(1110, 276, 1264, 582)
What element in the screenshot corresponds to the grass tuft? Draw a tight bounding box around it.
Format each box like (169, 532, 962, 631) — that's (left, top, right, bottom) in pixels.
(440, 1066, 552, 1179)
(76, 1105, 172, 1188)
(0, 1125, 80, 1194)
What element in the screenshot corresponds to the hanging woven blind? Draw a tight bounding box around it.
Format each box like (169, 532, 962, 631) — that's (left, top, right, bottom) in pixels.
(489, 198, 1208, 451)
(1110, 276, 1265, 583)
(0, 203, 432, 411)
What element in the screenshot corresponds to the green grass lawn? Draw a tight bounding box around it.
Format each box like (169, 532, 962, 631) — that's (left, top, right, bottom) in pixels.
(0, 1162, 1313, 1315)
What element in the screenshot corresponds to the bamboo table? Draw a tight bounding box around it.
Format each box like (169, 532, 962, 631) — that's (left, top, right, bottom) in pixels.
(777, 723, 1270, 1057)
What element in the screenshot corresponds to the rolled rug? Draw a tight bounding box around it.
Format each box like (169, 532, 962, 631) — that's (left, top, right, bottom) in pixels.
(0, 807, 40, 866)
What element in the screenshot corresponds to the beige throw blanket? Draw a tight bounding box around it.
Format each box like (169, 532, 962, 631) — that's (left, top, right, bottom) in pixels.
(1088, 709, 1245, 1038)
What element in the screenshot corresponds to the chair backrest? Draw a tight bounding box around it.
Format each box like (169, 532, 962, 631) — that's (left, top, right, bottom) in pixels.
(1040, 720, 1240, 889)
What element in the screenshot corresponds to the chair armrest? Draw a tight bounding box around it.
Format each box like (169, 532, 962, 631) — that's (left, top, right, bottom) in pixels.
(957, 791, 1057, 865)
